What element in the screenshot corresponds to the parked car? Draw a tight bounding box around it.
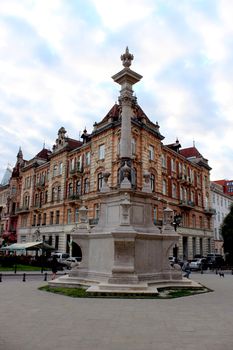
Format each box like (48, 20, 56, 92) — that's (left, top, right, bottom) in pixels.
(190, 258, 208, 271)
(50, 252, 70, 264)
(63, 257, 81, 269)
(206, 254, 224, 269)
(168, 256, 184, 267)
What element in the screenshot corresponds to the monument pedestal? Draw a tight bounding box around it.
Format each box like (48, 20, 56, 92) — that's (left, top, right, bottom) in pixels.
(49, 190, 199, 294)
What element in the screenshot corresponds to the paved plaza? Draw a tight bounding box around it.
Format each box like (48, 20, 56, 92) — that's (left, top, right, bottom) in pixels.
(0, 272, 233, 350)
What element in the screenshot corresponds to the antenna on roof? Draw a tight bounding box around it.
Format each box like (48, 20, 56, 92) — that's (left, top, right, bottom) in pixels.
(43, 141, 45, 149)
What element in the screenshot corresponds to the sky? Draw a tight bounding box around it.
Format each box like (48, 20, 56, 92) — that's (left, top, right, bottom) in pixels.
(0, 0, 233, 182)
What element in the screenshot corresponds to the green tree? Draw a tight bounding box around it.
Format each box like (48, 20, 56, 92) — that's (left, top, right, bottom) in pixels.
(221, 203, 233, 264)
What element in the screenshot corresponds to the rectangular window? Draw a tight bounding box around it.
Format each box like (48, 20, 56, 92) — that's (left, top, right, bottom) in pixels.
(131, 138, 136, 155)
(58, 162, 63, 175)
(78, 156, 82, 171)
(75, 208, 79, 223)
(43, 213, 46, 225)
(149, 145, 154, 160)
(153, 207, 157, 225)
(94, 204, 100, 219)
(67, 209, 72, 224)
(171, 159, 175, 172)
(85, 151, 91, 166)
(161, 154, 166, 168)
(50, 211, 54, 225)
(162, 180, 167, 195)
(37, 213, 41, 226)
(53, 164, 57, 177)
(99, 144, 105, 160)
(55, 210, 60, 225)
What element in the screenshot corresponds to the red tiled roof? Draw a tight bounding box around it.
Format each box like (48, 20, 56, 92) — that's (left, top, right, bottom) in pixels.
(67, 139, 83, 149)
(179, 147, 202, 159)
(213, 180, 228, 186)
(36, 148, 52, 160)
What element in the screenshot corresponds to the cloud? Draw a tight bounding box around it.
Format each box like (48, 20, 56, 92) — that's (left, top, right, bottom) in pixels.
(0, 0, 233, 182)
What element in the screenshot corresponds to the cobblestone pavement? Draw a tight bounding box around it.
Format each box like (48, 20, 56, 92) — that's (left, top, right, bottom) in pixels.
(0, 273, 233, 350)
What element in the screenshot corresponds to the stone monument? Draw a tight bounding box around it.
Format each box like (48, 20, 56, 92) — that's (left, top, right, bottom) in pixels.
(50, 48, 199, 294)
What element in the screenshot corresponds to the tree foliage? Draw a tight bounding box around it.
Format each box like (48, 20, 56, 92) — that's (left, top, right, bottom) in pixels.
(221, 203, 233, 263)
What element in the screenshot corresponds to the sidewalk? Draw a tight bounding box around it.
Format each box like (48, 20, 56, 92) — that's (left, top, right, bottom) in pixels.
(0, 273, 233, 350)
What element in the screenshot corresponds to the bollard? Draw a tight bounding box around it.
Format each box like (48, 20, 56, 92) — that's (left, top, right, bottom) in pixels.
(14, 265, 17, 274)
(44, 272, 47, 281)
(0, 273, 2, 282)
(22, 273, 26, 282)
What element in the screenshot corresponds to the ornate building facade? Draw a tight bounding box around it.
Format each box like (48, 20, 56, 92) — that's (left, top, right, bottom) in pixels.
(1, 49, 214, 260)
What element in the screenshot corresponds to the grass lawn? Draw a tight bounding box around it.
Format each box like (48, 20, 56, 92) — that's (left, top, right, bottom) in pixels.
(39, 285, 211, 299)
(0, 264, 49, 272)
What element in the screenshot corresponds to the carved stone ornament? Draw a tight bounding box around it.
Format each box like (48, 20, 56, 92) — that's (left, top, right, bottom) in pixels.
(121, 46, 134, 68)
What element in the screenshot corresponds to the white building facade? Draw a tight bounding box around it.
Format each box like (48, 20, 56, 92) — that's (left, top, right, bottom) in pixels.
(211, 182, 233, 255)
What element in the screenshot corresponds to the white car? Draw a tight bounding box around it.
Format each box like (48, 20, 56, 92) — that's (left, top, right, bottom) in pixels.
(190, 258, 207, 270)
(63, 257, 80, 269)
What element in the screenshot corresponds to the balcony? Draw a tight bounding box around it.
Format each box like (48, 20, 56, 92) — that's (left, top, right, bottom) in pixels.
(69, 166, 82, 177)
(16, 206, 30, 214)
(35, 179, 46, 190)
(68, 194, 81, 204)
(204, 207, 216, 215)
(32, 204, 42, 212)
(178, 200, 195, 210)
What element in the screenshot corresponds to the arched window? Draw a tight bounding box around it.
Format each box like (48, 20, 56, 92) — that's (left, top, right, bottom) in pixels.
(23, 193, 30, 207)
(150, 174, 155, 192)
(84, 178, 89, 194)
(76, 180, 81, 195)
(68, 183, 73, 197)
(51, 187, 56, 202)
(57, 186, 61, 201)
(97, 173, 103, 191)
(172, 183, 177, 198)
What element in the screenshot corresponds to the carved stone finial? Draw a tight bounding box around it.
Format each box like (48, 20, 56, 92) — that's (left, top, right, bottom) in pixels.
(121, 46, 134, 68)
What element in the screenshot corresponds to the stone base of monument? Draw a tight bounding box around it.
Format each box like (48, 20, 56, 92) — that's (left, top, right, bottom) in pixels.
(49, 190, 203, 295)
(49, 275, 201, 296)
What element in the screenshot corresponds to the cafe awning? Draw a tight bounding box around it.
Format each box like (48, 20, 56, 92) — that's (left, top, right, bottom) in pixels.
(0, 241, 55, 251)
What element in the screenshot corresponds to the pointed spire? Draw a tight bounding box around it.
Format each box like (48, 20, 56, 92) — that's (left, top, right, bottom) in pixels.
(17, 146, 23, 160)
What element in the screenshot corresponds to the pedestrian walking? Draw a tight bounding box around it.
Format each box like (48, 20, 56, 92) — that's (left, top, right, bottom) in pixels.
(51, 255, 58, 280)
(182, 260, 191, 278)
